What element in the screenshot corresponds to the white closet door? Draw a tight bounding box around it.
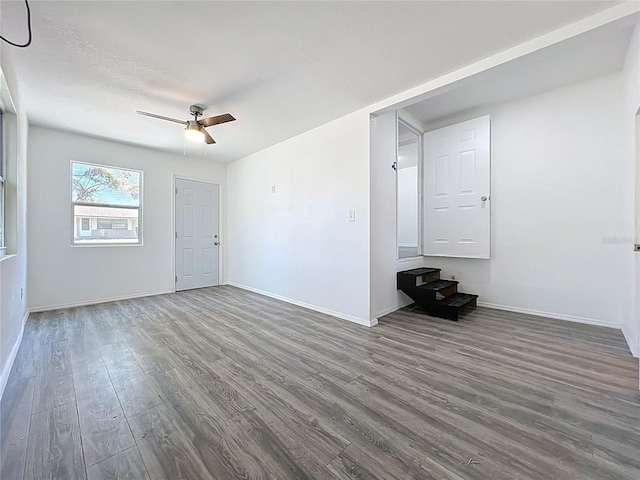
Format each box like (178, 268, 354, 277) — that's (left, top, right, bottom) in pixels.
(423, 115, 490, 258)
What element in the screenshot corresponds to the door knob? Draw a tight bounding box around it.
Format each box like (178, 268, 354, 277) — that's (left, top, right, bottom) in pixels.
(214, 242, 219, 246)
(481, 196, 488, 201)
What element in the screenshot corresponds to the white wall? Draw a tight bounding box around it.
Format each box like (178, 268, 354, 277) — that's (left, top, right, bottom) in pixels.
(27, 127, 227, 310)
(408, 72, 633, 330)
(227, 110, 373, 326)
(0, 57, 29, 397)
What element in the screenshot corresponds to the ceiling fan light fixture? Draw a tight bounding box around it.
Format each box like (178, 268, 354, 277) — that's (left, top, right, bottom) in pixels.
(184, 122, 205, 143)
(137, 106, 235, 146)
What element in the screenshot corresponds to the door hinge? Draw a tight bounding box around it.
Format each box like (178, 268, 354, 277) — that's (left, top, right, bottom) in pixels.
(175, 187, 178, 194)
(175, 232, 177, 239)
(175, 275, 177, 283)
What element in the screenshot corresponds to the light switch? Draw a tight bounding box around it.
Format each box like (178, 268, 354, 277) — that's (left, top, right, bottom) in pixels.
(349, 210, 356, 222)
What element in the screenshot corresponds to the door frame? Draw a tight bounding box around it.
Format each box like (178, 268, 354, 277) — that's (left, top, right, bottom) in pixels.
(633, 108, 640, 391)
(396, 115, 424, 260)
(635, 110, 640, 361)
(171, 175, 223, 292)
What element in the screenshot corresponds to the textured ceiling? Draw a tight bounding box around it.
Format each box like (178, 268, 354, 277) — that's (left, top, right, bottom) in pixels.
(405, 20, 636, 126)
(0, 1, 624, 163)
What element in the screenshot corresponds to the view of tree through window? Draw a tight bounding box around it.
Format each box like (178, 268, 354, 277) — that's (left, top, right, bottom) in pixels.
(71, 162, 142, 245)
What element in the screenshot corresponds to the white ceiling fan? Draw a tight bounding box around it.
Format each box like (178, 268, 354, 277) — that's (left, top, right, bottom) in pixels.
(136, 105, 235, 144)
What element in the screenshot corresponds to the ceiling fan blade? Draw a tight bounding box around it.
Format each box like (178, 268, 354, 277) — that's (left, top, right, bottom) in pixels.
(136, 111, 187, 124)
(202, 129, 216, 145)
(198, 113, 236, 128)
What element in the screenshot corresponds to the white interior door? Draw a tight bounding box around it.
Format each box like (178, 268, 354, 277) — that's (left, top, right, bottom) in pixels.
(175, 179, 219, 291)
(423, 115, 490, 258)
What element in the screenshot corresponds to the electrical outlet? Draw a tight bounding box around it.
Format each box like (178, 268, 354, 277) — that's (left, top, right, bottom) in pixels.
(271, 185, 276, 193)
(20, 287, 23, 300)
(348, 210, 356, 222)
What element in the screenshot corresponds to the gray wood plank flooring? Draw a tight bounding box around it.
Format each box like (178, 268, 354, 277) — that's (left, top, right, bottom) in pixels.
(1, 285, 638, 479)
(86, 446, 150, 480)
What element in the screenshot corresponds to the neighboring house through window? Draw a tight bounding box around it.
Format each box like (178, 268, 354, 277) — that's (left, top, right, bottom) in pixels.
(71, 161, 142, 245)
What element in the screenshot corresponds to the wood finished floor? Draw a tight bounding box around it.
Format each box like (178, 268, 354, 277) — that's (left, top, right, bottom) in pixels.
(1, 286, 639, 480)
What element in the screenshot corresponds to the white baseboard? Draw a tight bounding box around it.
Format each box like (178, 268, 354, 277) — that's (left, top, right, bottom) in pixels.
(621, 325, 638, 358)
(373, 298, 622, 332)
(0, 308, 30, 401)
(477, 301, 621, 329)
(29, 290, 173, 313)
(374, 299, 414, 321)
(228, 282, 377, 327)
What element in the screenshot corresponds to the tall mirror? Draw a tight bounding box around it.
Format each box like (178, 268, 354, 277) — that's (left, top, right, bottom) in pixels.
(397, 120, 421, 258)
(0, 67, 17, 257)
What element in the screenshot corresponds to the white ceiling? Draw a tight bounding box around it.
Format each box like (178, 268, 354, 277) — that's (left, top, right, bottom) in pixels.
(0, 1, 624, 163)
(404, 18, 636, 126)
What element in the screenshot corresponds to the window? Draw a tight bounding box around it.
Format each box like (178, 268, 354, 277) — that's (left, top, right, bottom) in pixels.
(97, 219, 113, 230)
(95, 218, 127, 230)
(112, 219, 128, 230)
(71, 162, 142, 245)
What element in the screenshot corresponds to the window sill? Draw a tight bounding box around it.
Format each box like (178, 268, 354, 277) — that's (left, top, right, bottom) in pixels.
(71, 243, 143, 248)
(0, 251, 17, 263)
(397, 255, 423, 262)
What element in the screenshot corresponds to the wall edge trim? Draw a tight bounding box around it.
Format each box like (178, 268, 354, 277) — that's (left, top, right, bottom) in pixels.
(478, 301, 622, 329)
(621, 324, 639, 358)
(29, 290, 173, 313)
(374, 299, 414, 321)
(374, 299, 624, 335)
(228, 282, 376, 327)
(0, 308, 30, 401)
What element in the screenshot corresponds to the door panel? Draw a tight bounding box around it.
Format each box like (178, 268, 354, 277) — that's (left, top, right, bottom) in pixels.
(183, 249, 194, 276)
(175, 179, 220, 291)
(423, 115, 490, 258)
(183, 204, 194, 236)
